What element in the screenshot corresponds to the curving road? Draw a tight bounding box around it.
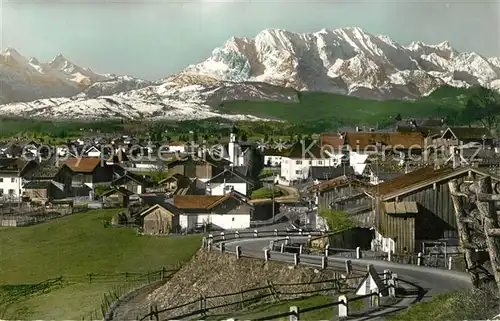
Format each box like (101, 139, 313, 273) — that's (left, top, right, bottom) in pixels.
(212, 232, 472, 319)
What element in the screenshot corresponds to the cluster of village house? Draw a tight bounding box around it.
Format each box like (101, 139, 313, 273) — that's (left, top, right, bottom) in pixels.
(1, 120, 500, 254)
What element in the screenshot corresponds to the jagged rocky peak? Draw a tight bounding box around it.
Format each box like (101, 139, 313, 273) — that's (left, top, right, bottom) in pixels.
(186, 27, 500, 97)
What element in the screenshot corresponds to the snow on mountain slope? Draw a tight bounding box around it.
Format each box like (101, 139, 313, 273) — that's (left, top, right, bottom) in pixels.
(0, 47, 151, 104)
(186, 27, 500, 99)
(2, 27, 500, 120)
(0, 73, 295, 120)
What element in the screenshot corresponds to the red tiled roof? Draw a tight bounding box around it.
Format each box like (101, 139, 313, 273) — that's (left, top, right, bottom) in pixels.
(65, 157, 102, 173)
(174, 195, 226, 209)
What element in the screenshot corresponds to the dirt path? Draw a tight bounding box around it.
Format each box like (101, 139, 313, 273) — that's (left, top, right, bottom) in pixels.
(109, 280, 167, 321)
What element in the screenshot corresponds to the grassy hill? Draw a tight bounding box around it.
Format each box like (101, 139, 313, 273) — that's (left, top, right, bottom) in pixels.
(0, 209, 202, 320)
(216, 86, 470, 126)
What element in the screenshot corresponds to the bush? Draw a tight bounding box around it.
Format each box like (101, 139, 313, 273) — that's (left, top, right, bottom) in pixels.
(318, 209, 356, 233)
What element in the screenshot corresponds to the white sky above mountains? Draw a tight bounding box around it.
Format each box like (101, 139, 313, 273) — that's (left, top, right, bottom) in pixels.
(1, 0, 499, 80)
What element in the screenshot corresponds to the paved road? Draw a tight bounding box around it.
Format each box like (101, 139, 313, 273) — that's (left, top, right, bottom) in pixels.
(218, 236, 471, 320)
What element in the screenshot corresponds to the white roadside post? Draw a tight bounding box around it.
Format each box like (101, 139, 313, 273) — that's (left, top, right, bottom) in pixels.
(338, 295, 348, 318)
(356, 247, 361, 259)
(294, 253, 299, 266)
(448, 256, 453, 270)
(321, 256, 327, 269)
(417, 252, 423, 266)
(236, 246, 241, 259)
(264, 249, 270, 261)
(253, 229, 258, 238)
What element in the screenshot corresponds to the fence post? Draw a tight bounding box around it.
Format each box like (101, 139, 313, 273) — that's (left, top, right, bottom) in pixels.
(338, 295, 348, 318)
(383, 269, 391, 285)
(325, 244, 329, 257)
(356, 247, 361, 259)
(299, 228, 303, 235)
(285, 236, 290, 245)
(294, 253, 299, 266)
(125, 271, 129, 282)
(417, 252, 423, 266)
(154, 304, 159, 321)
(269, 240, 275, 250)
(264, 249, 270, 261)
(321, 256, 327, 269)
(448, 256, 453, 270)
(254, 229, 258, 237)
(207, 239, 212, 251)
(274, 229, 278, 237)
(281, 243, 285, 253)
(388, 278, 396, 297)
(149, 305, 153, 320)
(392, 273, 399, 288)
(289, 306, 299, 321)
(370, 289, 380, 308)
(387, 250, 392, 262)
(299, 244, 303, 255)
(236, 245, 241, 259)
(147, 271, 151, 284)
(308, 234, 312, 242)
(220, 231, 225, 240)
(345, 260, 352, 275)
(220, 242, 226, 253)
(235, 230, 239, 238)
(202, 237, 207, 248)
(162, 267, 166, 280)
(89, 273, 92, 284)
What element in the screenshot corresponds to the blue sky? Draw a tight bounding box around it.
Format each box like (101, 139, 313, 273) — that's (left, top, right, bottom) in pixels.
(1, 0, 499, 80)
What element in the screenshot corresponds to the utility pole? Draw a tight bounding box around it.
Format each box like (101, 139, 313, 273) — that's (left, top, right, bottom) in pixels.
(272, 182, 275, 223)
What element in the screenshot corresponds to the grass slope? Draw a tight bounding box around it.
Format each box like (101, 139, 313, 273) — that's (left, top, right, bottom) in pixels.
(216, 86, 469, 125)
(0, 209, 202, 319)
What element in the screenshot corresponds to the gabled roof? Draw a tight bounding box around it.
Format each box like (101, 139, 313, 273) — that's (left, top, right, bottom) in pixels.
(0, 158, 29, 173)
(309, 166, 354, 181)
(308, 175, 370, 193)
(112, 172, 152, 186)
(158, 173, 189, 185)
(442, 127, 493, 140)
(174, 192, 251, 210)
(101, 187, 135, 197)
(65, 157, 102, 173)
(206, 168, 256, 186)
(369, 166, 500, 200)
(354, 264, 387, 296)
(137, 203, 180, 217)
(23, 180, 53, 189)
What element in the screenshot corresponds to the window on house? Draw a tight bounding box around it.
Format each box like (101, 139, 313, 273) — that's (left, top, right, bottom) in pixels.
(8, 189, 14, 195)
(0, 189, 3, 196)
(11, 178, 15, 183)
(0, 178, 3, 183)
(295, 170, 302, 174)
(296, 160, 302, 165)
(318, 160, 323, 165)
(232, 217, 235, 222)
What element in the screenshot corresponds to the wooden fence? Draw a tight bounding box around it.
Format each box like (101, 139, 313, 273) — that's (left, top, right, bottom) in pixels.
(79, 268, 178, 321)
(137, 274, 369, 321)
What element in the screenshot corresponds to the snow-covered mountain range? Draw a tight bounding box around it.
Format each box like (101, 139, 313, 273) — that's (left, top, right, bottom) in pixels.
(0, 47, 152, 104)
(1, 27, 500, 120)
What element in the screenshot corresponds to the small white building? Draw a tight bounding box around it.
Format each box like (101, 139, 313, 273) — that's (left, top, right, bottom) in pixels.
(174, 193, 253, 231)
(85, 146, 102, 158)
(168, 142, 186, 154)
(279, 141, 344, 185)
(0, 159, 35, 201)
(354, 264, 387, 296)
(206, 168, 255, 196)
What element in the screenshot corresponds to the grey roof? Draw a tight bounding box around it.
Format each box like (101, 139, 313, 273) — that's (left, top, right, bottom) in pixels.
(309, 166, 354, 180)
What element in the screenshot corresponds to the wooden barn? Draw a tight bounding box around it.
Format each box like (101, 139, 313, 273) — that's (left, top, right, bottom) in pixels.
(101, 187, 135, 208)
(137, 204, 181, 235)
(368, 166, 500, 253)
(308, 175, 374, 227)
